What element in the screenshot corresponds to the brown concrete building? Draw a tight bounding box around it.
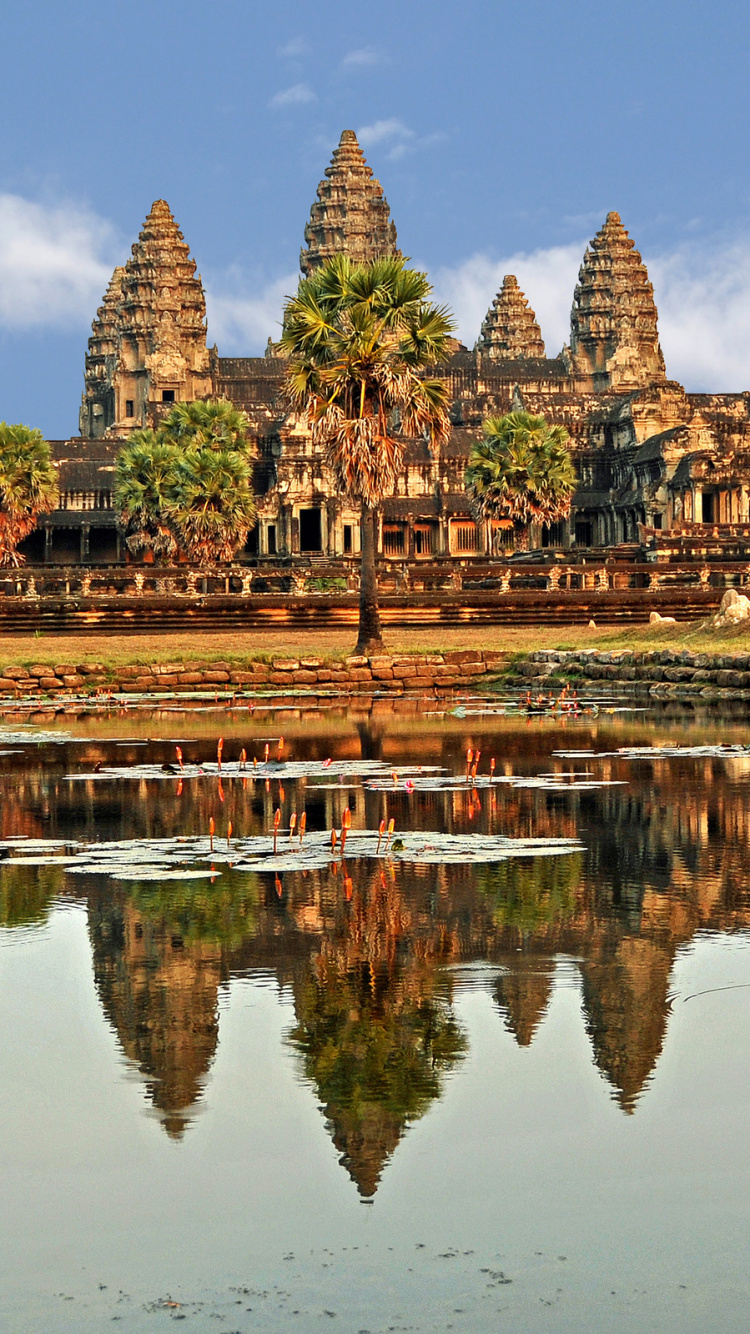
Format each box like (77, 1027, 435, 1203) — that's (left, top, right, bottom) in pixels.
(29, 130, 750, 568)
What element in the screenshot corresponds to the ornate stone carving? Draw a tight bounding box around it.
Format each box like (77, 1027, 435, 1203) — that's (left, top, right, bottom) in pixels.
(476, 275, 545, 359)
(566, 211, 666, 391)
(299, 130, 401, 276)
(80, 201, 211, 438)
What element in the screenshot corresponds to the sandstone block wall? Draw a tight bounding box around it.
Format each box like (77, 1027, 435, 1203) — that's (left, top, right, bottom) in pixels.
(510, 648, 750, 698)
(0, 652, 506, 700)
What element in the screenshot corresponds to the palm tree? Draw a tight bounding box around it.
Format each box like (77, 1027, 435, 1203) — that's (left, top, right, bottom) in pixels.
(465, 410, 576, 552)
(114, 430, 180, 562)
(281, 255, 454, 654)
(160, 399, 251, 452)
(164, 448, 257, 567)
(0, 423, 58, 567)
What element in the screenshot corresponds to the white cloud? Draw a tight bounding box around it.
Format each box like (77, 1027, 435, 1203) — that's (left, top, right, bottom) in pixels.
(270, 83, 316, 109)
(431, 234, 750, 392)
(651, 242, 750, 391)
(204, 272, 298, 352)
(0, 193, 116, 330)
(356, 118, 414, 149)
(342, 47, 380, 68)
(278, 36, 308, 58)
(430, 243, 582, 356)
(2, 184, 749, 393)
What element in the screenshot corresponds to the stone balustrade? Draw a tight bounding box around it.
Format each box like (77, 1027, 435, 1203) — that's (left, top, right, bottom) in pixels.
(2, 558, 750, 602)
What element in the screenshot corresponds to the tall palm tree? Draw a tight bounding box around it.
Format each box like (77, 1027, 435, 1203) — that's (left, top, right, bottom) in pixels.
(281, 255, 454, 654)
(465, 411, 576, 552)
(114, 430, 180, 561)
(0, 423, 58, 567)
(164, 448, 257, 567)
(160, 399, 251, 452)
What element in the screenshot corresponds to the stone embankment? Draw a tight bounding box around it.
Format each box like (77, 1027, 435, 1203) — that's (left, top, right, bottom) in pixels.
(0, 651, 504, 699)
(511, 648, 750, 698)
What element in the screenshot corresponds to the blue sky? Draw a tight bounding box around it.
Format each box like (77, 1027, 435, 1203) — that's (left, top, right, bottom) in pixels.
(2, 0, 750, 436)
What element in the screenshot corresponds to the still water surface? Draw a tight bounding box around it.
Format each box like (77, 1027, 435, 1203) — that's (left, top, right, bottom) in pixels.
(1, 696, 749, 1332)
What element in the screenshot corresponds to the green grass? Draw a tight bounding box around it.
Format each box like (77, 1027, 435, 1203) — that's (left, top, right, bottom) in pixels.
(0, 616, 746, 670)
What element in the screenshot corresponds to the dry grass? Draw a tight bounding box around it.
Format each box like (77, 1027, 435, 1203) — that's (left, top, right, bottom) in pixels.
(0, 616, 746, 669)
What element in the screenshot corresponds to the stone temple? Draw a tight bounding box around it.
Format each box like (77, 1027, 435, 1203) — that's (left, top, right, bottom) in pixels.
(26, 129, 750, 567)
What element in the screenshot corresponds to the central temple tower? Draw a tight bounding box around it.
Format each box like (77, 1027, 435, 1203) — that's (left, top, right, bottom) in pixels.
(299, 130, 401, 276)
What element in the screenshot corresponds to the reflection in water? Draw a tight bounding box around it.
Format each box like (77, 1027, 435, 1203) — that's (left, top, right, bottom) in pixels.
(2, 707, 750, 1185)
(0, 861, 65, 928)
(89, 894, 224, 1138)
(290, 954, 465, 1198)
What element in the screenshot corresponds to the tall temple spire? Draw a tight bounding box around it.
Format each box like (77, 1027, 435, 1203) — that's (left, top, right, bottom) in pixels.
(80, 200, 211, 438)
(476, 274, 545, 359)
(299, 130, 401, 277)
(567, 211, 666, 392)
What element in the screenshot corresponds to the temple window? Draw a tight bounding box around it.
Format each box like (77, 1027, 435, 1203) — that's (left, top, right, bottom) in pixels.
(542, 521, 564, 547)
(383, 524, 406, 556)
(267, 524, 277, 556)
(653, 513, 663, 529)
(162, 390, 175, 403)
(449, 519, 480, 555)
(414, 524, 436, 557)
(575, 519, 593, 547)
(125, 400, 134, 417)
(343, 524, 352, 554)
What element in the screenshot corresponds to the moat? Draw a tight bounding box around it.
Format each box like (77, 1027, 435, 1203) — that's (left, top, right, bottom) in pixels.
(1, 695, 749, 1333)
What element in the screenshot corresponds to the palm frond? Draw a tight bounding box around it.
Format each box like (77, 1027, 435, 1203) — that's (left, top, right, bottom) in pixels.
(280, 256, 456, 505)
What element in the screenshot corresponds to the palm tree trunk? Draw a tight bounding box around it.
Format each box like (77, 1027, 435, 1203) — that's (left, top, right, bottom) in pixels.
(355, 503, 385, 655)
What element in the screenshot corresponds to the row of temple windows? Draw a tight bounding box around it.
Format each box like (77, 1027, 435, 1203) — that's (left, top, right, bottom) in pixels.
(124, 390, 175, 417)
(59, 491, 112, 511)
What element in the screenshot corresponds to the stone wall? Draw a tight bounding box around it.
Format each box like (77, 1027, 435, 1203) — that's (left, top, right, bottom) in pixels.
(0, 651, 504, 700)
(510, 647, 750, 699)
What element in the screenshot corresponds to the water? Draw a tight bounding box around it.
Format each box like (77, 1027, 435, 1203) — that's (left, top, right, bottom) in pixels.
(1, 695, 749, 1332)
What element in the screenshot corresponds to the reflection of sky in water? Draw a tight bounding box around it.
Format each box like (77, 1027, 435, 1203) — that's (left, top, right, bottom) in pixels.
(1, 706, 750, 1331)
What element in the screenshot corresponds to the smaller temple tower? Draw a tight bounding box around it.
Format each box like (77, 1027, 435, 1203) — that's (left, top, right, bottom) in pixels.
(299, 130, 401, 276)
(476, 275, 545, 359)
(80, 201, 212, 439)
(566, 211, 666, 392)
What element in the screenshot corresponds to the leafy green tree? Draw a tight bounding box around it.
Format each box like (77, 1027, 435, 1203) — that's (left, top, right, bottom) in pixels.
(114, 430, 180, 561)
(465, 410, 576, 551)
(165, 447, 257, 566)
(159, 399, 251, 452)
(0, 423, 58, 567)
(281, 255, 454, 654)
(113, 401, 258, 566)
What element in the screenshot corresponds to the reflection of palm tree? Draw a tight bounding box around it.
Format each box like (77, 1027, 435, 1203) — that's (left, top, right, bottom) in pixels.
(289, 955, 465, 1198)
(477, 853, 583, 933)
(0, 863, 65, 928)
(130, 869, 262, 949)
